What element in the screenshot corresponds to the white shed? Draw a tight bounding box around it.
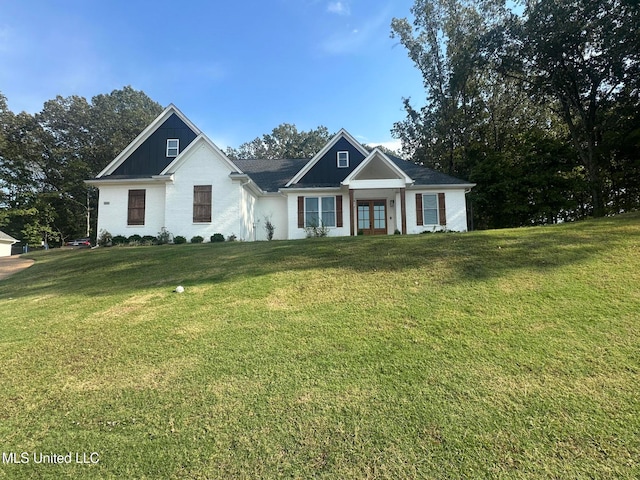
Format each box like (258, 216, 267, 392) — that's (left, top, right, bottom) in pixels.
(0, 230, 18, 257)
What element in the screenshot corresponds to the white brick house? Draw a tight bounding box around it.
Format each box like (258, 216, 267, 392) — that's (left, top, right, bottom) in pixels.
(87, 105, 474, 241)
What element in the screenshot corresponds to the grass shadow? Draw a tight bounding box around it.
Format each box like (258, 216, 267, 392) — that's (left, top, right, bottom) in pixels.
(1, 212, 638, 300)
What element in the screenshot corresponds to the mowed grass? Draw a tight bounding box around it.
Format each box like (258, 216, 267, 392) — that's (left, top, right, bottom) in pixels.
(1, 214, 639, 479)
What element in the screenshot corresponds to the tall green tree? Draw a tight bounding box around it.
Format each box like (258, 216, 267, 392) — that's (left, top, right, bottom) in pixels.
(226, 123, 332, 159)
(490, 0, 640, 216)
(0, 86, 163, 244)
(391, 0, 580, 228)
(392, 0, 639, 226)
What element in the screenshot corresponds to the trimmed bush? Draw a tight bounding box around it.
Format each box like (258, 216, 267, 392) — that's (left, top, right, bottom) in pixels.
(142, 235, 157, 246)
(191, 235, 204, 244)
(174, 236, 187, 244)
(127, 234, 142, 244)
(112, 235, 128, 246)
(210, 233, 225, 243)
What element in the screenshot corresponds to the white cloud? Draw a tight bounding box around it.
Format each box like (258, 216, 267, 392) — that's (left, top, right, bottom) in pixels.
(372, 140, 403, 152)
(320, 8, 389, 55)
(327, 1, 350, 16)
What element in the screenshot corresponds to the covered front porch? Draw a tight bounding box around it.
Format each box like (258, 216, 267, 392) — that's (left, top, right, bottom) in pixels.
(347, 187, 407, 236)
(341, 149, 413, 236)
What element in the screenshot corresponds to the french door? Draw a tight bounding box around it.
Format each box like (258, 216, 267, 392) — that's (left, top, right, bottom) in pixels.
(357, 200, 387, 235)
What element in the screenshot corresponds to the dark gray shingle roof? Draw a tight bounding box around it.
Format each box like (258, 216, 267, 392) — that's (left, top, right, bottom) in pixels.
(233, 158, 308, 192)
(233, 155, 472, 192)
(387, 155, 472, 186)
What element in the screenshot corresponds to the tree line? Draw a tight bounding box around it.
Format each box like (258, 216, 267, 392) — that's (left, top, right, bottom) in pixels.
(1, 0, 637, 244)
(0, 87, 163, 245)
(391, 0, 639, 228)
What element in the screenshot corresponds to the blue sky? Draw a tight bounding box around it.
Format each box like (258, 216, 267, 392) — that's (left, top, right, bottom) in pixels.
(0, 0, 424, 151)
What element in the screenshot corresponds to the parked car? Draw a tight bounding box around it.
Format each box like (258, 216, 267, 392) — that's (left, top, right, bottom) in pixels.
(66, 238, 91, 247)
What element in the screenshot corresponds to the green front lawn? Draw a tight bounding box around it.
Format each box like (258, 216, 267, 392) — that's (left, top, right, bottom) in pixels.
(1, 214, 639, 478)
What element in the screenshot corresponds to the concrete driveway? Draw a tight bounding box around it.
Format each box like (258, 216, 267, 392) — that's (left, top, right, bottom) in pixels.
(0, 256, 34, 281)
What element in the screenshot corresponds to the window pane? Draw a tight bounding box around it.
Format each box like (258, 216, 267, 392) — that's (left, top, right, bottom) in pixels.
(337, 151, 349, 167)
(321, 197, 336, 227)
(423, 194, 438, 224)
(305, 197, 319, 227)
(305, 197, 318, 211)
(322, 211, 336, 227)
(167, 139, 179, 157)
(424, 194, 437, 209)
(358, 205, 369, 229)
(374, 204, 385, 229)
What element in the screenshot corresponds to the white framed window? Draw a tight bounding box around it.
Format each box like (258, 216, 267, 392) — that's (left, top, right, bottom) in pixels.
(166, 139, 179, 157)
(337, 151, 349, 168)
(423, 194, 439, 225)
(305, 196, 336, 227)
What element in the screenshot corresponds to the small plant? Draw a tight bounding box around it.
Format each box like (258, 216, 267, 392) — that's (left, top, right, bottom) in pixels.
(210, 233, 225, 243)
(357, 229, 364, 236)
(191, 235, 204, 244)
(226, 234, 237, 242)
(394, 229, 401, 235)
(304, 221, 329, 238)
(174, 235, 187, 244)
(264, 216, 275, 241)
(157, 227, 172, 245)
(112, 235, 128, 246)
(97, 229, 112, 247)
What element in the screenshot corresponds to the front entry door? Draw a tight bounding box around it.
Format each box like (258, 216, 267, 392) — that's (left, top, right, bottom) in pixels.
(357, 200, 387, 235)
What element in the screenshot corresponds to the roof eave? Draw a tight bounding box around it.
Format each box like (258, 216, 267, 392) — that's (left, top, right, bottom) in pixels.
(85, 175, 175, 186)
(408, 183, 476, 190)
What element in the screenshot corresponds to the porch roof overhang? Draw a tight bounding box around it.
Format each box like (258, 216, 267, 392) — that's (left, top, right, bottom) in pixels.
(407, 183, 476, 192)
(341, 178, 412, 189)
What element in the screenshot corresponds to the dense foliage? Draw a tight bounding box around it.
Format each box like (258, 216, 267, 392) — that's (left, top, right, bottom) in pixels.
(226, 123, 332, 160)
(392, 0, 640, 228)
(0, 86, 163, 245)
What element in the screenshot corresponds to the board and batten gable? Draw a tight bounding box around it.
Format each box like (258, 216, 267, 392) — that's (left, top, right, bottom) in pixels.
(163, 137, 247, 241)
(293, 137, 367, 186)
(111, 113, 198, 176)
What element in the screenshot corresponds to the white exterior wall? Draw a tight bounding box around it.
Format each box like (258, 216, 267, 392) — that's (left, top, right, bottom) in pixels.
(0, 241, 14, 257)
(240, 187, 257, 241)
(286, 191, 350, 240)
(444, 189, 469, 232)
(254, 195, 288, 241)
(165, 141, 243, 241)
(96, 182, 167, 238)
(406, 189, 469, 234)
